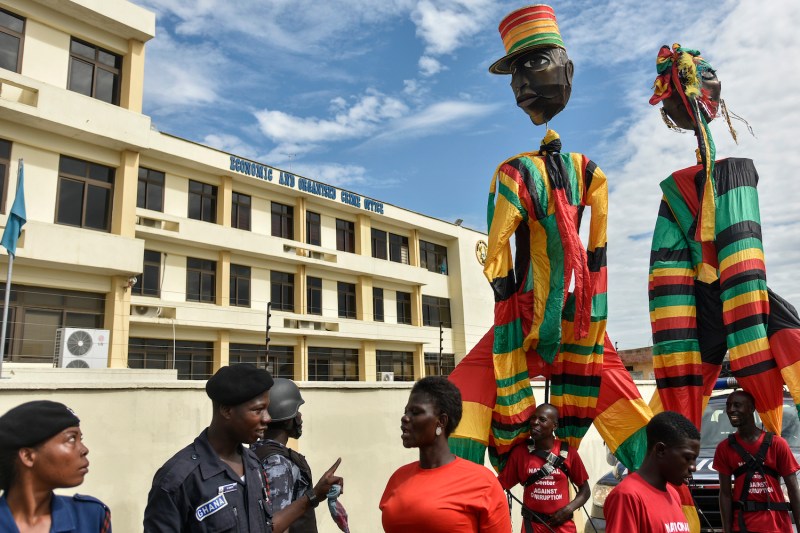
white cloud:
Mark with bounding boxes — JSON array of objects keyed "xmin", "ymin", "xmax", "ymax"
[
  {"xmin": 419, "ymin": 55, "xmax": 444, "ymax": 77},
  {"xmin": 560, "ymin": 0, "xmax": 739, "ymax": 66},
  {"xmin": 202, "ymin": 133, "xmax": 259, "ymax": 159},
  {"xmin": 291, "ymin": 162, "xmax": 370, "ymax": 188},
  {"xmin": 410, "ymin": 0, "xmax": 497, "ymax": 76},
  {"xmin": 378, "ymin": 100, "xmax": 500, "ymax": 140},
  {"xmin": 142, "ymin": 27, "xmax": 224, "ymax": 109},
  {"xmin": 595, "ymin": 0, "xmax": 800, "ymax": 348},
  {"xmin": 255, "ymin": 89, "xmax": 408, "ymax": 147}
]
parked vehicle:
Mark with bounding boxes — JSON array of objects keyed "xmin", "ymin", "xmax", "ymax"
[{"xmin": 584, "ymin": 391, "xmax": 800, "ymax": 533}]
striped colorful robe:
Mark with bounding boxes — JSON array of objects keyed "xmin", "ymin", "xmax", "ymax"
[
  {"xmin": 650, "ymin": 157, "xmax": 800, "ymax": 434},
  {"xmin": 452, "ymin": 131, "xmax": 620, "ymax": 471}
]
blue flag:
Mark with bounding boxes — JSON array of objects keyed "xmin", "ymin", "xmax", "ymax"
[{"xmin": 1, "ymin": 159, "xmax": 26, "ymax": 256}]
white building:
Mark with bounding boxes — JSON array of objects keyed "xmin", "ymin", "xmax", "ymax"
[{"xmin": 0, "ymin": 0, "xmax": 494, "ymax": 381}]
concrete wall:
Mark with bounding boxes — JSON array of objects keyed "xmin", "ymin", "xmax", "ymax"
[{"xmin": 0, "ymin": 369, "xmax": 658, "ymax": 532}]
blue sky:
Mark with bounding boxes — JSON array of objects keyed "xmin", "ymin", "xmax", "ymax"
[{"xmin": 132, "ymin": 0, "xmax": 800, "ymax": 349}]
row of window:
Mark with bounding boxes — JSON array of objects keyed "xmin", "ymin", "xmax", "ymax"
[
  {"xmin": 133, "ymin": 252, "xmax": 451, "ymax": 325},
  {"xmin": 1, "ymin": 140, "xmax": 450, "ymax": 272},
  {"xmin": 57, "ymin": 151, "xmax": 447, "ymax": 274},
  {"xmin": 0, "ymin": 284, "xmax": 456, "ymax": 378},
  {"xmin": 1, "ymin": 8, "xmax": 121, "ymax": 104},
  {"xmin": 129, "ymin": 338, "xmax": 454, "ymax": 381}
]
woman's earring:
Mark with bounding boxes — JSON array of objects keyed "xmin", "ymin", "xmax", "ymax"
[{"xmin": 435, "ymin": 427, "xmax": 442, "ymax": 436}]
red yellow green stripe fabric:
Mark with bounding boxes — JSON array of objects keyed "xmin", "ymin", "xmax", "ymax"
[{"xmin": 648, "ymin": 158, "xmax": 800, "ymax": 434}]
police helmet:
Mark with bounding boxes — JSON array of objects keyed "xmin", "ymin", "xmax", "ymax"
[{"xmin": 267, "ymin": 378, "xmax": 305, "ymax": 422}]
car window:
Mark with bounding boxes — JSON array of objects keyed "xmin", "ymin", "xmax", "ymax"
[{"xmin": 700, "ymin": 397, "xmax": 800, "ymax": 449}]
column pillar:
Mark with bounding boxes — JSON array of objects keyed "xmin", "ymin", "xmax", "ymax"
[
  {"xmin": 111, "ymin": 150, "xmax": 139, "ymax": 238},
  {"xmin": 214, "ymin": 330, "xmax": 229, "ymax": 372},
  {"xmin": 357, "ymin": 276, "xmax": 373, "ymax": 321},
  {"xmin": 411, "ymin": 285, "xmax": 423, "ymax": 327},
  {"xmin": 104, "ymin": 276, "xmax": 131, "ymax": 368},
  {"xmin": 413, "ymin": 344, "xmax": 425, "ymax": 380},
  {"xmin": 219, "ymin": 175, "xmax": 232, "ymax": 228},
  {"xmin": 217, "ymin": 251, "xmax": 230, "ymax": 306},
  {"xmin": 295, "ymin": 337, "xmax": 308, "ymax": 380},
  {"xmin": 355, "ymin": 214, "xmax": 371, "ymax": 256},
  {"xmin": 296, "ymin": 265, "xmax": 306, "ymax": 314},
  {"xmin": 361, "ymin": 340, "xmax": 376, "ymax": 381},
  {"xmin": 294, "ymin": 197, "xmax": 305, "ymax": 244},
  {"xmin": 120, "ymin": 39, "xmax": 145, "ymax": 112},
  {"xmin": 409, "ymin": 229, "xmax": 420, "ymax": 267}
]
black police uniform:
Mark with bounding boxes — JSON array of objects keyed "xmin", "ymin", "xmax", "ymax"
[{"xmin": 144, "ymin": 429, "xmax": 272, "ymax": 532}]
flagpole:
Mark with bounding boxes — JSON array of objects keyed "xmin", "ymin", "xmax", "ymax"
[
  {"xmin": 0, "ymin": 254, "xmax": 12, "ymax": 378},
  {"xmin": 0, "ymin": 158, "xmax": 27, "ymax": 379}
]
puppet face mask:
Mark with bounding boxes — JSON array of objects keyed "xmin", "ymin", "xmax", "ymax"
[
  {"xmin": 662, "ymin": 67, "xmax": 721, "ymax": 130},
  {"xmin": 510, "ymin": 47, "xmax": 574, "ymax": 125}
]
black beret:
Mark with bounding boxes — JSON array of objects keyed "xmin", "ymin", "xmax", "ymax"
[
  {"xmin": 206, "ymin": 364, "xmax": 274, "ymax": 406},
  {"xmin": 0, "ymin": 400, "xmax": 80, "ymax": 449}
]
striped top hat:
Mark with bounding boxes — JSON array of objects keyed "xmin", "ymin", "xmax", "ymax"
[{"xmin": 489, "ymin": 4, "xmax": 566, "ymax": 75}]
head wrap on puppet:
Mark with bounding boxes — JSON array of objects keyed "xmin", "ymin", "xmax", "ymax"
[{"xmin": 650, "ymin": 43, "xmax": 718, "ymax": 242}]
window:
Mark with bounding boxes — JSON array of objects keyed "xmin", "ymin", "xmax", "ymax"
[
  {"xmin": 188, "ymin": 180, "xmax": 217, "ymax": 223},
  {"xmin": 128, "ymin": 338, "xmax": 213, "ymax": 380},
  {"xmin": 425, "ymin": 352, "xmax": 456, "ymax": 377},
  {"xmin": 396, "ymin": 291, "xmax": 412, "ymax": 325},
  {"xmin": 422, "ymin": 295, "xmax": 451, "ymax": 327},
  {"xmin": 230, "ymin": 264, "xmax": 251, "ymax": 307},
  {"xmin": 307, "ymin": 276, "xmax": 322, "ymax": 315},
  {"xmin": 0, "ymin": 284, "xmax": 104, "ymax": 364},
  {"xmin": 186, "ymin": 258, "xmax": 216, "ymax": 303},
  {"xmin": 68, "ymin": 38, "xmax": 121, "ymax": 105},
  {"xmin": 56, "ymin": 155, "xmax": 114, "ymax": 232},
  {"xmin": 306, "ymin": 211, "xmax": 321, "ymax": 246},
  {"xmin": 272, "ymin": 202, "xmax": 294, "ymax": 239},
  {"xmin": 229, "ymin": 344, "xmax": 294, "ymax": 379},
  {"xmin": 389, "ymin": 233, "xmax": 409, "ymax": 264},
  {"xmin": 337, "ymin": 282, "xmax": 356, "ymax": 319},
  {"xmin": 308, "ymin": 347, "xmax": 359, "ymax": 381},
  {"xmin": 371, "ymin": 229, "xmax": 387, "ymax": 260},
  {"xmin": 271, "ymin": 271, "xmax": 294, "ymax": 312},
  {"xmin": 0, "ymin": 8, "xmax": 24, "ymax": 73},
  {"xmin": 377, "ymin": 350, "xmax": 414, "ymax": 381},
  {"xmin": 373, "ymin": 287, "xmax": 384, "ymax": 322},
  {"xmin": 336, "ymin": 219, "xmax": 355, "ymax": 253},
  {"xmin": 137, "ymin": 167, "xmax": 164, "ymax": 212},
  {"xmin": 231, "ymin": 192, "xmax": 251, "ymax": 231},
  {"xmin": 0, "ymin": 138, "xmax": 10, "ymax": 213},
  {"xmin": 132, "ymin": 250, "xmax": 161, "ymax": 297},
  {"xmin": 420, "ymin": 240, "xmax": 449, "ymax": 274}
]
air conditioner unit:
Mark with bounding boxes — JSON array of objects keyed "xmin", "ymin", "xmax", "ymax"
[
  {"xmin": 54, "ymin": 328, "xmax": 109, "ymax": 369},
  {"xmin": 380, "ymin": 371, "xmax": 395, "ymax": 382},
  {"xmin": 132, "ymin": 305, "xmax": 162, "ymax": 318}
]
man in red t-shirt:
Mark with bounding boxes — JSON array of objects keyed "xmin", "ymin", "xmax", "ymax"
[
  {"xmin": 605, "ymin": 411, "xmax": 700, "ymax": 533},
  {"xmin": 498, "ymin": 404, "xmax": 590, "ymax": 533},
  {"xmin": 713, "ymin": 390, "xmax": 800, "ymax": 533}
]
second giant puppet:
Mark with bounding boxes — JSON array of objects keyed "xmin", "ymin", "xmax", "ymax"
[
  {"xmin": 448, "ymin": 5, "xmax": 652, "ymax": 475},
  {"xmin": 648, "ymin": 44, "xmax": 800, "ymax": 433}
]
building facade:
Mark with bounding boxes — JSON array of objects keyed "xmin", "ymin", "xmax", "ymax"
[{"xmin": 0, "ymin": 0, "xmax": 494, "ymax": 381}]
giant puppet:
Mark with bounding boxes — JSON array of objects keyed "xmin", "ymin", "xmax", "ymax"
[
  {"xmin": 447, "ymin": 5, "xmax": 652, "ymax": 476},
  {"xmin": 647, "ymin": 44, "xmax": 800, "ymax": 434}
]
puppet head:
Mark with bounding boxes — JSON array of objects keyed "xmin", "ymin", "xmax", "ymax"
[
  {"xmin": 490, "ymin": 5, "xmax": 573, "ymax": 125},
  {"xmin": 650, "ymin": 43, "xmax": 721, "ymax": 130}
]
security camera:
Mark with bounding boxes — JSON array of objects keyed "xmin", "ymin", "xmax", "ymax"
[{"xmin": 128, "ymin": 276, "xmax": 138, "ymax": 286}]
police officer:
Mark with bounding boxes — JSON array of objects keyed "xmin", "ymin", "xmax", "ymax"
[
  {"xmin": 144, "ymin": 364, "xmax": 342, "ymax": 532},
  {"xmin": 0, "ymin": 400, "xmax": 111, "ymax": 532},
  {"xmin": 253, "ymin": 378, "xmax": 318, "ymax": 532}
]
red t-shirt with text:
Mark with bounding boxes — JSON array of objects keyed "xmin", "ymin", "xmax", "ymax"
[
  {"xmin": 713, "ymin": 432, "xmax": 799, "ymax": 533},
  {"xmin": 498, "ymin": 440, "xmax": 589, "ymax": 533}
]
